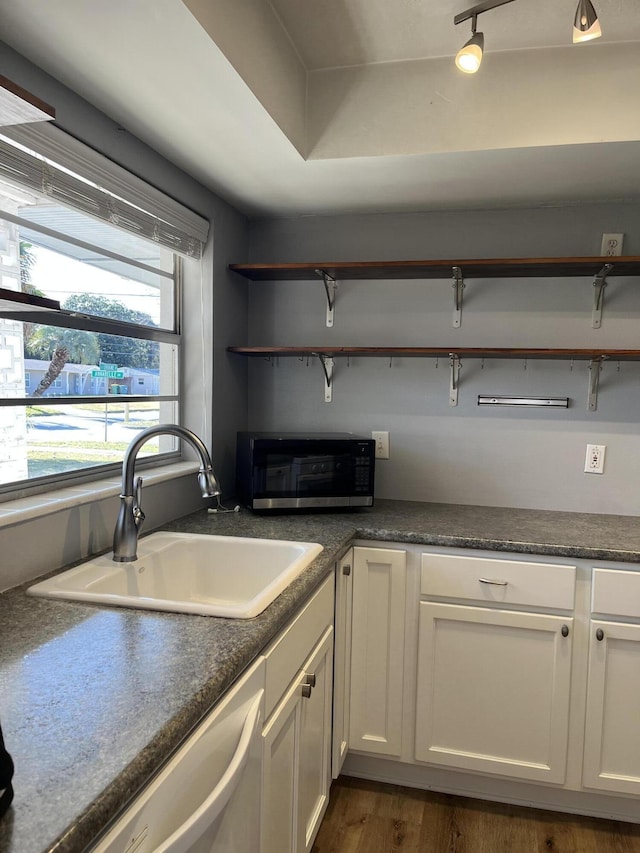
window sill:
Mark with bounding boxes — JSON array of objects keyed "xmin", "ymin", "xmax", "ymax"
[{"xmin": 0, "ymin": 461, "xmax": 200, "ymax": 530}]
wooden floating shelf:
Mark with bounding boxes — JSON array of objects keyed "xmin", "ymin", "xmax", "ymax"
[
  {"xmin": 228, "ymin": 347, "xmax": 640, "ymax": 361},
  {"xmin": 0, "ymin": 76, "xmax": 55, "ymax": 126},
  {"xmin": 228, "ymin": 256, "xmax": 640, "ymax": 407},
  {"xmin": 229, "ymin": 256, "xmax": 640, "ymax": 281},
  {"xmin": 0, "ymin": 286, "xmax": 60, "ymax": 311}
]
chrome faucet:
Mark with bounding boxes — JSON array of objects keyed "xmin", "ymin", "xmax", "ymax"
[{"xmin": 112, "ymin": 424, "xmax": 221, "ymax": 562}]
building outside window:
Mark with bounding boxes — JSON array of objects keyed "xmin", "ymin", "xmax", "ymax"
[{"xmin": 0, "ymin": 124, "xmax": 208, "ymax": 494}]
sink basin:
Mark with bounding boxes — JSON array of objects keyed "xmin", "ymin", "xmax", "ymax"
[{"xmin": 27, "ymin": 532, "xmax": 323, "ymax": 618}]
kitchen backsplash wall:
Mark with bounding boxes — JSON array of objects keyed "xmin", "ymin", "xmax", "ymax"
[{"xmin": 244, "ymin": 204, "xmax": 640, "ymax": 515}]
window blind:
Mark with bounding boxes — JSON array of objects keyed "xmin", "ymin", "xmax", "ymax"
[{"xmin": 0, "ymin": 123, "xmax": 209, "ymax": 258}]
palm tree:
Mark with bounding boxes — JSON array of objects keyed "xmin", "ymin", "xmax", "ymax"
[
  {"xmin": 20, "ymin": 241, "xmax": 43, "ymax": 348},
  {"xmin": 26, "ymin": 327, "xmax": 100, "ymax": 397}
]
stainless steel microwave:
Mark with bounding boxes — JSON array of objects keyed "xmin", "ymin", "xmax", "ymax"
[{"xmin": 236, "ymin": 432, "xmax": 375, "ymax": 510}]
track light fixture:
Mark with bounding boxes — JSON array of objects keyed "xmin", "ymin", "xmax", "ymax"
[
  {"xmin": 454, "ymin": 0, "xmax": 603, "ymax": 73},
  {"xmin": 573, "ymin": 0, "xmax": 602, "ymax": 43},
  {"xmin": 454, "ymin": 0, "xmax": 517, "ymax": 73},
  {"xmin": 455, "ymin": 16, "xmax": 484, "ymax": 73}
]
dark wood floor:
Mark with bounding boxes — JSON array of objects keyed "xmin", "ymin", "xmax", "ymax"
[{"xmin": 312, "ymin": 776, "xmax": 640, "ymax": 852}]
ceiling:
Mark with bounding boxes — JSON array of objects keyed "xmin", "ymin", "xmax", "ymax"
[{"xmin": 1, "ymin": 0, "xmax": 639, "ymax": 219}]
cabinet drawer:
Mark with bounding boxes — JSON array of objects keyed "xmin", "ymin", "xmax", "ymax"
[
  {"xmin": 263, "ymin": 575, "xmax": 333, "ymax": 719},
  {"xmin": 421, "ymin": 552, "xmax": 575, "ymax": 610},
  {"xmin": 592, "ymin": 568, "xmax": 640, "ymax": 618}
]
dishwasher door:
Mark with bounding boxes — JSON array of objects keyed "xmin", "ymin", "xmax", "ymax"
[{"xmin": 93, "ymin": 658, "xmax": 265, "ymax": 853}]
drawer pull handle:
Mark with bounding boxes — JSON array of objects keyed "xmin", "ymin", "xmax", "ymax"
[
  {"xmin": 301, "ymin": 684, "xmax": 313, "ymax": 699},
  {"xmin": 596, "ymin": 628, "xmax": 605, "ymax": 642},
  {"xmin": 561, "ymin": 624, "xmax": 570, "ymax": 638},
  {"xmin": 304, "ymin": 673, "xmax": 317, "ymax": 688},
  {"xmin": 342, "ymin": 564, "xmax": 352, "ymax": 576},
  {"xmin": 479, "ymin": 577, "xmax": 508, "ymax": 586}
]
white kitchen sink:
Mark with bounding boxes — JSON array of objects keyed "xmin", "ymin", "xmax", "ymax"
[{"xmin": 27, "ymin": 532, "xmax": 323, "ymax": 618}]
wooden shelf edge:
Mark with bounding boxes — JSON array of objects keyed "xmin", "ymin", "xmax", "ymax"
[
  {"xmin": 228, "ymin": 346, "xmax": 640, "ymax": 361},
  {"xmin": 0, "ymin": 76, "xmax": 56, "ymax": 126},
  {"xmin": 229, "ymin": 257, "xmax": 640, "ymax": 281},
  {"xmin": 0, "ymin": 286, "xmax": 60, "ymax": 311}
]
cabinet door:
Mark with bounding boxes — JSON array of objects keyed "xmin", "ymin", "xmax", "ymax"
[
  {"xmin": 583, "ymin": 620, "xmax": 640, "ymax": 795},
  {"xmin": 297, "ymin": 626, "xmax": 334, "ymax": 853},
  {"xmin": 261, "ymin": 626, "xmax": 334, "ymax": 853},
  {"xmin": 415, "ymin": 602, "xmax": 572, "ymax": 784},
  {"xmin": 261, "ymin": 676, "xmax": 301, "ymax": 853},
  {"xmin": 349, "ymin": 546, "xmax": 406, "ymax": 756},
  {"xmin": 332, "ymin": 550, "xmax": 353, "ymax": 778}
]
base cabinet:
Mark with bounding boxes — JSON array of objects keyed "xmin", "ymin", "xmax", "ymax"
[
  {"xmin": 349, "ymin": 546, "xmax": 406, "ymax": 757},
  {"xmin": 261, "ymin": 577, "xmax": 334, "ymax": 853},
  {"xmin": 332, "ymin": 549, "xmax": 353, "ymax": 778},
  {"xmin": 582, "ymin": 568, "xmax": 640, "ymax": 796},
  {"xmin": 297, "ymin": 627, "xmax": 334, "ymax": 852},
  {"xmin": 415, "ymin": 601, "xmax": 573, "ymax": 783},
  {"xmin": 334, "ymin": 542, "xmax": 640, "ymax": 823}
]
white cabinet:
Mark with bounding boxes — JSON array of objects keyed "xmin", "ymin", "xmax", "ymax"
[
  {"xmin": 338, "ymin": 543, "xmax": 640, "ymax": 821},
  {"xmin": 415, "ymin": 602, "xmax": 573, "ymax": 783},
  {"xmin": 297, "ymin": 627, "xmax": 333, "ymax": 852},
  {"xmin": 415, "ymin": 552, "xmax": 575, "ymax": 784},
  {"xmin": 332, "ymin": 549, "xmax": 353, "ymax": 778},
  {"xmin": 261, "ymin": 576, "xmax": 334, "ymax": 853},
  {"xmin": 583, "ymin": 569, "xmax": 640, "ymax": 795},
  {"xmin": 349, "ymin": 546, "xmax": 407, "ymax": 757}
]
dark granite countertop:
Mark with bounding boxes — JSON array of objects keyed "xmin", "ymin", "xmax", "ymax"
[{"xmin": 1, "ymin": 499, "xmax": 640, "ymax": 853}]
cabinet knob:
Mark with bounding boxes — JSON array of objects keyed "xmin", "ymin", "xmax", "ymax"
[
  {"xmin": 596, "ymin": 628, "xmax": 605, "ymax": 642},
  {"xmin": 301, "ymin": 684, "xmax": 313, "ymax": 699},
  {"xmin": 561, "ymin": 624, "xmax": 569, "ymax": 638},
  {"xmin": 342, "ymin": 564, "xmax": 351, "ymax": 576},
  {"xmin": 304, "ymin": 673, "xmax": 317, "ymax": 688}
]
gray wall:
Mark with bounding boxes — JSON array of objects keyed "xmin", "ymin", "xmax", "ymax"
[
  {"xmin": 246, "ymin": 207, "xmax": 640, "ymax": 515},
  {"xmin": 1, "ymin": 44, "xmax": 250, "ymax": 584}
]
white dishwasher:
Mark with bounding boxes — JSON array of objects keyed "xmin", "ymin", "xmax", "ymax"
[{"xmin": 92, "ymin": 658, "xmax": 265, "ymax": 853}]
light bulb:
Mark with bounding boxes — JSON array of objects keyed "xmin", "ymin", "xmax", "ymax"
[{"xmin": 455, "ymin": 32, "xmax": 484, "ymax": 73}]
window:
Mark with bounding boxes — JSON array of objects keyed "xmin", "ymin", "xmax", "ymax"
[{"xmin": 0, "ymin": 125, "xmax": 209, "ymax": 494}]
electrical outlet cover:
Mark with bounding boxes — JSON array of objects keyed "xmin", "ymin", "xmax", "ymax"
[
  {"xmin": 601, "ymin": 233, "xmax": 624, "ymax": 256},
  {"xmin": 585, "ymin": 444, "xmax": 606, "ymax": 474}
]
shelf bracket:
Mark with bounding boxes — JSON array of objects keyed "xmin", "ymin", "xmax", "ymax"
[
  {"xmin": 587, "ymin": 357, "xmax": 605, "ymax": 411},
  {"xmin": 313, "ymin": 353, "xmax": 335, "ymax": 402},
  {"xmin": 452, "ymin": 266, "xmax": 465, "ymax": 328},
  {"xmin": 449, "ymin": 353, "xmax": 461, "ymax": 407},
  {"xmin": 314, "ymin": 269, "xmax": 337, "ymax": 328},
  {"xmin": 591, "ymin": 263, "xmax": 614, "ymax": 329}
]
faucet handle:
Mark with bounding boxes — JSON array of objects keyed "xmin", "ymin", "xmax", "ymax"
[{"xmin": 133, "ymin": 476, "xmax": 145, "ymax": 528}]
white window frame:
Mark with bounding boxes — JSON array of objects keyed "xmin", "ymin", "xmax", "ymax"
[{"xmin": 0, "ymin": 126, "xmax": 210, "ymax": 499}]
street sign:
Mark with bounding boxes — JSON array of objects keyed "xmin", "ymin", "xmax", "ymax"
[
  {"xmin": 91, "ymin": 369, "xmax": 124, "ymax": 378},
  {"xmin": 99, "ymin": 362, "xmax": 118, "ymax": 371}
]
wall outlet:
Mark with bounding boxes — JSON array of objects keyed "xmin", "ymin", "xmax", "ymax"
[
  {"xmin": 601, "ymin": 233, "xmax": 624, "ymax": 256},
  {"xmin": 372, "ymin": 431, "xmax": 390, "ymax": 459},
  {"xmin": 584, "ymin": 444, "xmax": 606, "ymax": 474}
]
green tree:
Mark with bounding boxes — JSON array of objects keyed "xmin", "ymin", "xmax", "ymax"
[
  {"xmin": 63, "ymin": 294, "xmax": 159, "ymax": 370},
  {"xmin": 26, "ymin": 326, "xmax": 100, "ymax": 397}
]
